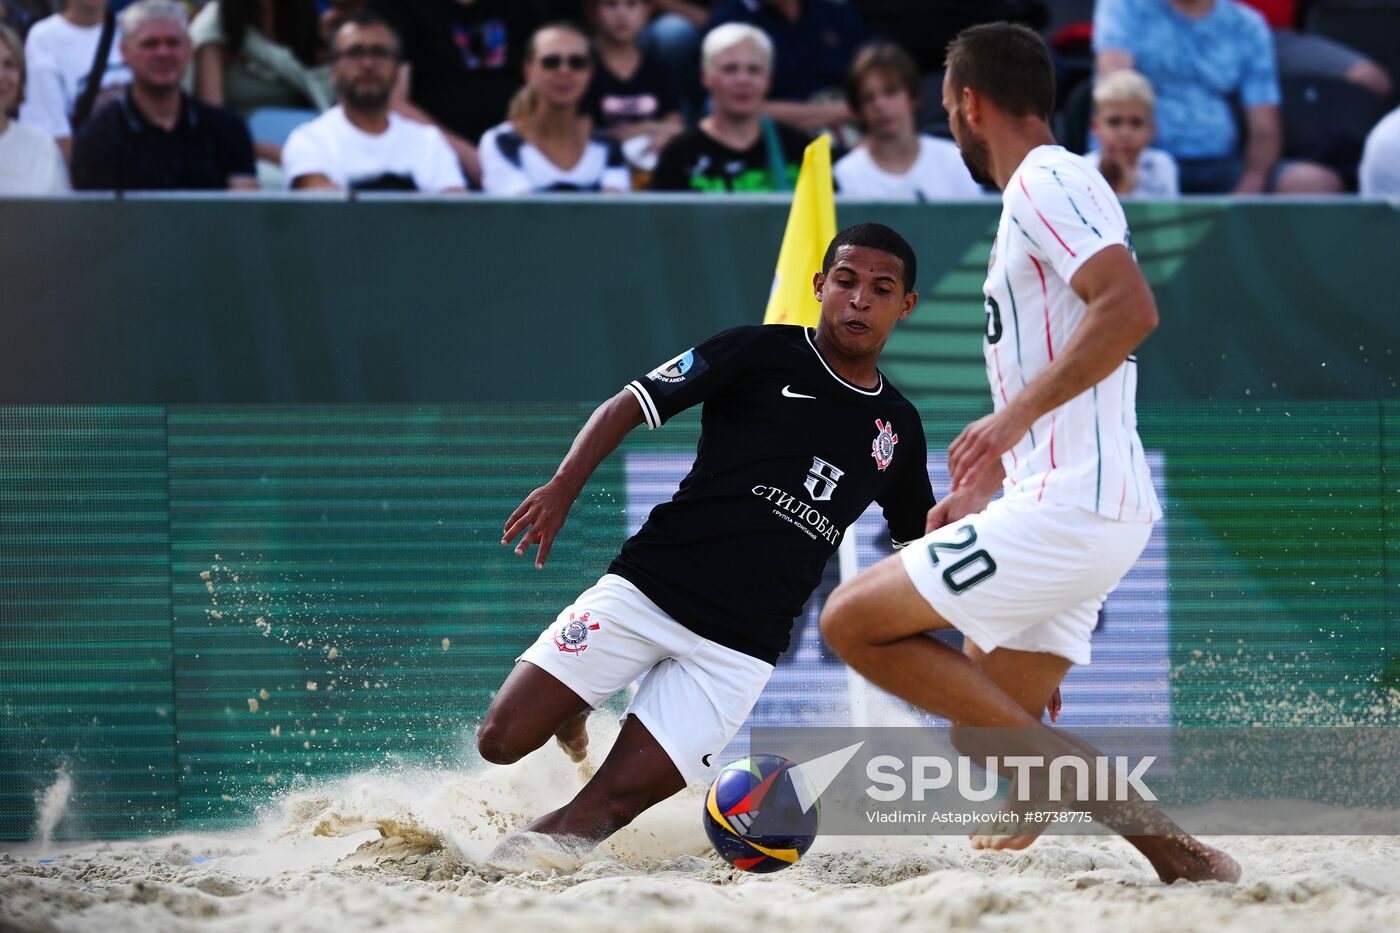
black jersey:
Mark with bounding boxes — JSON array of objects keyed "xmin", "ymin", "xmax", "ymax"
[{"xmin": 608, "ymin": 325, "xmax": 935, "ymax": 664}]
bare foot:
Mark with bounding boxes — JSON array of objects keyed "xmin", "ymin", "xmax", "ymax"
[
  {"xmin": 554, "ymin": 711, "xmax": 589, "ymax": 764},
  {"xmin": 969, "ymin": 788, "xmax": 1058, "ymax": 851},
  {"xmin": 1147, "ymin": 837, "xmax": 1241, "ymax": 884},
  {"xmin": 485, "ymin": 830, "xmax": 590, "ymax": 874},
  {"xmin": 970, "ymin": 831, "xmax": 1041, "ymax": 851}
]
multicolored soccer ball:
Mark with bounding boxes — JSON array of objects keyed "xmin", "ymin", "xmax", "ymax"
[{"xmin": 703, "ymin": 755, "xmax": 819, "ymax": 873}]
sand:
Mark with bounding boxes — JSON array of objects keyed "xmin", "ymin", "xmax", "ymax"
[{"xmin": 4, "ymin": 721, "xmax": 1399, "ymax": 933}]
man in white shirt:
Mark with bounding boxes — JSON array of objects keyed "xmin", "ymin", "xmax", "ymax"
[
  {"xmin": 282, "ymin": 12, "xmax": 465, "ymax": 193},
  {"xmin": 19, "ymin": 0, "xmax": 130, "ymax": 160},
  {"xmin": 833, "ymin": 41, "xmax": 982, "ymax": 201},
  {"xmin": 819, "ymin": 23, "xmax": 1240, "ymax": 885}
]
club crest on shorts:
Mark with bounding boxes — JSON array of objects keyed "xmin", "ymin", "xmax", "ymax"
[
  {"xmin": 871, "ymin": 419, "xmax": 898, "ymax": 471},
  {"xmin": 554, "ymin": 611, "xmax": 600, "ymax": 654}
]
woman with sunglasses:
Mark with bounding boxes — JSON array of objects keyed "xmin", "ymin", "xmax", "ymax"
[{"xmin": 479, "ymin": 22, "xmax": 629, "ymax": 195}]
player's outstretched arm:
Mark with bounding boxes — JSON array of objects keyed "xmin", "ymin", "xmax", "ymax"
[
  {"xmin": 502, "ymin": 390, "xmax": 646, "ymax": 569},
  {"xmin": 949, "ymin": 245, "xmax": 1157, "ymax": 489}
]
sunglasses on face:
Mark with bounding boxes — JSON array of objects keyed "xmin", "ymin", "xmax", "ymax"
[
  {"xmin": 1103, "ymin": 115, "xmax": 1147, "ymax": 129},
  {"xmin": 538, "ymin": 53, "xmax": 591, "ymax": 72},
  {"xmin": 333, "ymin": 45, "xmax": 397, "ymax": 62}
]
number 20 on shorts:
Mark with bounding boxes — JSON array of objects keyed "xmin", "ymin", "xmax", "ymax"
[{"xmin": 927, "ymin": 524, "xmax": 998, "ymax": 593}]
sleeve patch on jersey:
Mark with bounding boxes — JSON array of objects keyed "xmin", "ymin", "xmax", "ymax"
[{"xmin": 645, "ymin": 348, "xmax": 709, "ymax": 394}]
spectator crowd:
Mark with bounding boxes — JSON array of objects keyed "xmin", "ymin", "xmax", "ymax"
[{"xmin": 0, "ymin": 0, "xmax": 1397, "ymax": 197}]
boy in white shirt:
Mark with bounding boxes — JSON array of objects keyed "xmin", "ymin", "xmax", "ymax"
[
  {"xmin": 1085, "ymin": 69, "xmax": 1178, "ymax": 199},
  {"xmin": 833, "ymin": 41, "xmax": 982, "ymax": 201},
  {"xmin": 283, "ymin": 13, "xmax": 464, "ymax": 193}
]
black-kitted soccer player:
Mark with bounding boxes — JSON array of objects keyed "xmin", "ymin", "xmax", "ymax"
[{"xmin": 481, "ymin": 223, "xmax": 933, "ymax": 860}]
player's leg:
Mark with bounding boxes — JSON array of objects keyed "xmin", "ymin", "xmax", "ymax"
[
  {"xmin": 476, "ymin": 661, "xmax": 591, "ymax": 766},
  {"xmin": 821, "ymin": 504, "xmax": 1239, "ymax": 882},
  {"xmin": 822, "ymin": 557, "xmax": 1115, "ymax": 844},
  {"xmin": 822, "ymin": 565, "xmax": 1238, "ymax": 882},
  {"xmin": 477, "ymin": 575, "xmax": 669, "ymax": 767},
  {"xmin": 820, "ymin": 555, "xmax": 1048, "ymax": 729},
  {"xmin": 554, "ymin": 709, "xmax": 591, "ymax": 763},
  {"xmin": 956, "ymin": 642, "xmax": 1071, "ymax": 849},
  {"xmin": 824, "ymin": 498, "xmax": 1123, "ymax": 733},
  {"xmin": 499, "ymin": 639, "xmax": 773, "ymax": 851},
  {"xmin": 961, "ymin": 639, "xmax": 1239, "ymax": 879},
  {"xmin": 515, "ymin": 712, "xmax": 687, "ymax": 842},
  {"xmin": 824, "ymin": 591, "xmax": 1074, "ymax": 850},
  {"xmin": 961, "ymin": 641, "xmax": 1069, "ymax": 721}
]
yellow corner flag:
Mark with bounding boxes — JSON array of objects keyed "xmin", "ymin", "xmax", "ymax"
[{"xmin": 763, "ymin": 135, "xmax": 836, "ymax": 327}]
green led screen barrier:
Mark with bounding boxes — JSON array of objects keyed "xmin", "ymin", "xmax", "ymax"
[
  {"xmin": 2, "ymin": 198, "xmax": 1398, "ymax": 405},
  {"xmin": 2, "ymin": 402, "xmax": 1396, "ymax": 839},
  {"xmin": 1, "ymin": 193, "xmax": 1396, "ymax": 840},
  {"xmin": 0, "ymin": 407, "xmax": 177, "ymax": 838}
]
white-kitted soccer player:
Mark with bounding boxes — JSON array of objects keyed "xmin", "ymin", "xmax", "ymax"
[{"xmin": 820, "ymin": 23, "xmax": 1240, "ymax": 884}]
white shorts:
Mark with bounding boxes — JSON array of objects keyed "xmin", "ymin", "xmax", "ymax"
[
  {"xmin": 899, "ymin": 494, "xmax": 1152, "ymax": 665},
  {"xmin": 516, "ymin": 574, "xmax": 774, "ymax": 785}
]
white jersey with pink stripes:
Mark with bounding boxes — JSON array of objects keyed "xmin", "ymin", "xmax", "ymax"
[{"xmin": 983, "ymin": 145, "xmax": 1161, "ymax": 523}]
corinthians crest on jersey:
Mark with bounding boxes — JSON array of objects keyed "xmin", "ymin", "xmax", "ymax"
[{"xmin": 871, "ymin": 419, "xmax": 898, "ymax": 471}]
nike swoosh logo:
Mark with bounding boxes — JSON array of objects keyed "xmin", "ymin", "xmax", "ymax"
[{"xmin": 782, "ymin": 385, "xmax": 816, "ymax": 399}]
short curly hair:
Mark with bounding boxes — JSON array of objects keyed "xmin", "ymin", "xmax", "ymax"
[{"xmin": 822, "ymin": 223, "xmax": 919, "ymax": 295}]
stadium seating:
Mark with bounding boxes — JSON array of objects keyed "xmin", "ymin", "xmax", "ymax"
[{"xmin": 246, "ymin": 107, "xmax": 319, "ymax": 148}]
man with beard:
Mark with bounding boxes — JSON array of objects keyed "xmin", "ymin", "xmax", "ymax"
[
  {"xmin": 71, "ymin": 0, "xmax": 254, "ymax": 190},
  {"xmin": 819, "ymin": 24, "xmax": 1240, "ymax": 884},
  {"xmin": 282, "ymin": 12, "xmax": 465, "ymax": 192}
]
